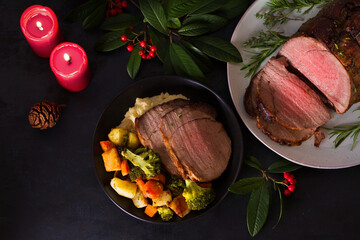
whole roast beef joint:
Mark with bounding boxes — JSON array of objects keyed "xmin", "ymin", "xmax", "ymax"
[{"xmin": 244, "ymin": 0, "xmax": 360, "ymax": 146}]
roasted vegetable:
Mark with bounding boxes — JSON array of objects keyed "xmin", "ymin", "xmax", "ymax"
[
  {"xmin": 166, "ymin": 175, "xmax": 185, "ymax": 197},
  {"xmin": 132, "ymin": 189, "xmax": 148, "ymax": 208},
  {"xmin": 182, "ymin": 179, "xmax": 215, "ymax": 210},
  {"xmin": 100, "ymin": 140, "xmax": 115, "ymax": 152},
  {"xmin": 121, "ymin": 148, "xmax": 161, "ymax": 179},
  {"xmin": 127, "ymin": 132, "xmax": 140, "ymax": 149},
  {"xmin": 101, "ymin": 148, "xmax": 122, "ymax": 172},
  {"xmin": 169, "ymin": 195, "xmax": 191, "ymax": 218},
  {"xmin": 110, "ymin": 177, "xmax": 137, "ymax": 199},
  {"xmin": 129, "ymin": 166, "xmax": 146, "ymax": 182},
  {"xmin": 157, "ymin": 206, "xmax": 174, "ymax": 221},
  {"xmin": 152, "ymin": 190, "xmax": 172, "ymax": 207},
  {"xmin": 144, "ymin": 205, "xmax": 158, "ymax": 217},
  {"xmin": 108, "ymin": 128, "xmax": 129, "ymax": 146},
  {"xmin": 143, "ymin": 180, "xmax": 164, "ymax": 199}
]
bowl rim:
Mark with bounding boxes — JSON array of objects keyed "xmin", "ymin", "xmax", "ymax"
[{"xmin": 92, "ymin": 75, "xmax": 244, "ymax": 224}]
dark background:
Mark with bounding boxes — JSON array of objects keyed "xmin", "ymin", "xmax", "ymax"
[{"xmin": 1, "ymin": 0, "xmax": 359, "ymax": 239}]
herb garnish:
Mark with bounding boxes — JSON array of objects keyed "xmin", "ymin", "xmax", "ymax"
[
  {"xmin": 241, "ymin": 30, "xmax": 289, "ymax": 78},
  {"xmin": 257, "ymin": 0, "xmax": 332, "ymax": 27},
  {"xmin": 326, "ymin": 109, "xmax": 360, "ymax": 150}
]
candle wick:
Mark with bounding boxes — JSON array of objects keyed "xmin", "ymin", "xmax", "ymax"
[
  {"xmin": 64, "ymin": 53, "xmax": 72, "ymax": 65},
  {"xmin": 36, "ymin": 21, "xmax": 43, "ymax": 31}
]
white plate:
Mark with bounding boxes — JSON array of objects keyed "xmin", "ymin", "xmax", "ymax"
[{"xmin": 227, "ymin": 0, "xmax": 360, "ymax": 169}]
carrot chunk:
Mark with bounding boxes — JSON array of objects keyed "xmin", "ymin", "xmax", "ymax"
[
  {"xmin": 121, "ymin": 159, "xmax": 130, "ymax": 176},
  {"xmin": 144, "ymin": 205, "xmax": 158, "ymax": 217},
  {"xmin": 100, "ymin": 140, "xmax": 115, "ymax": 152},
  {"xmin": 150, "ymin": 174, "xmax": 166, "ymax": 185},
  {"xmin": 144, "ymin": 180, "xmax": 164, "ymax": 199}
]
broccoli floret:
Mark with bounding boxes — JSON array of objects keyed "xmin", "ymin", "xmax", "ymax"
[
  {"xmin": 182, "ymin": 179, "xmax": 215, "ymax": 210},
  {"xmin": 122, "ymin": 148, "xmax": 160, "ymax": 179},
  {"xmin": 166, "ymin": 175, "xmax": 185, "ymax": 197},
  {"xmin": 128, "ymin": 166, "xmax": 146, "ymax": 182},
  {"xmin": 157, "ymin": 206, "xmax": 174, "ymax": 221}
]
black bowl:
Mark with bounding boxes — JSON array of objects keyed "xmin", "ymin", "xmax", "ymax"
[{"xmin": 93, "ymin": 76, "xmax": 243, "ymax": 223}]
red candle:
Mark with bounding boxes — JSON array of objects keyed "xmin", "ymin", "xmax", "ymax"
[
  {"xmin": 50, "ymin": 42, "xmax": 91, "ymax": 92},
  {"xmin": 20, "ymin": 5, "xmax": 63, "ymax": 58}
]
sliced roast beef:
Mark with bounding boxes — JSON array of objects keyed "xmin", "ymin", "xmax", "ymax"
[
  {"xmin": 257, "ymin": 57, "xmax": 331, "ymax": 129},
  {"xmin": 135, "ymin": 99, "xmax": 189, "ymax": 175},
  {"xmin": 244, "ymin": 71, "xmax": 262, "ymax": 118},
  {"xmin": 256, "ymin": 116, "xmax": 316, "ymax": 146},
  {"xmin": 279, "ymin": 36, "xmax": 352, "ymax": 113},
  {"xmin": 160, "ymin": 105, "xmax": 231, "ymax": 182}
]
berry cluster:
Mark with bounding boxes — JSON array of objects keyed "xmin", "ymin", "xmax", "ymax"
[
  {"xmin": 122, "ymin": 35, "xmax": 157, "ymax": 60},
  {"xmin": 283, "ymin": 172, "xmax": 297, "ymax": 197},
  {"xmin": 106, "ymin": 0, "xmax": 128, "ymax": 19}
]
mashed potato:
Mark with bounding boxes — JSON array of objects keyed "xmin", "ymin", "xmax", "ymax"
[{"xmin": 118, "ymin": 92, "xmax": 188, "ymax": 131}]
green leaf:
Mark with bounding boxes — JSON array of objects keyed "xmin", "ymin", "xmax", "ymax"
[
  {"xmin": 139, "ymin": 0, "xmax": 168, "ymax": 35},
  {"xmin": 82, "ymin": 2, "xmax": 106, "ymax": 30},
  {"xmin": 167, "ymin": 18, "xmax": 182, "ymax": 29},
  {"xmin": 192, "ymin": 36, "xmax": 242, "ymax": 63},
  {"xmin": 169, "ymin": 42, "xmax": 206, "ymax": 82},
  {"xmin": 178, "ymin": 40, "xmax": 212, "ymax": 73},
  {"xmin": 228, "ymin": 177, "xmax": 265, "ymax": 195},
  {"xmin": 247, "ymin": 182, "xmax": 270, "ymax": 237},
  {"xmin": 148, "ymin": 27, "xmax": 169, "ymax": 62},
  {"xmin": 215, "ymin": 0, "xmax": 250, "ymax": 20},
  {"xmin": 166, "ymin": 0, "xmax": 204, "ymax": 18},
  {"xmin": 178, "ymin": 22, "xmax": 210, "ymax": 36},
  {"xmin": 101, "ymin": 13, "xmax": 143, "ymax": 31},
  {"xmin": 267, "ymin": 158, "xmax": 302, "ymax": 173},
  {"xmin": 65, "ymin": 0, "xmax": 102, "ymax": 23},
  {"xmin": 94, "ymin": 31, "xmax": 128, "ymax": 52},
  {"xmin": 183, "ymin": 14, "xmax": 228, "ymax": 32},
  {"xmin": 245, "ymin": 156, "xmax": 263, "ymax": 171},
  {"xmin": 127, "ymin": 45, "xmax": 142, "ymax": 79},
  {"xmin": 273, "ymin": 185, "xmax": 283, "ymax": 229},
  {"xmin": 163, "ymin": 49, "xmax": 175, "ymax": 75},
  {"xmin": 189, "ymin": 0, "xmax": 227, "ymax": 16}
]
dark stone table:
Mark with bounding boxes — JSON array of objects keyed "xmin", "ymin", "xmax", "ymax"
[{"xmin": 1, "ymin": 0, "xmax": 359, "ymax": 239}]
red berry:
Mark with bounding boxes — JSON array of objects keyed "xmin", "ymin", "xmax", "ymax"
[
  {"xmin": 288, "ymin": 174, "xmax": 295, "ymax": 180},
  {"xmin": 289, "ymin": 178, "xmax": 297, "ymax": 185},
  {"xmin": 122, "ymin": 1, "xmax": 128, "ymax": 7},
  {"xmin": 283, "ymin": 179, "xmax": 289, "ymax": 185},
  {"xmin": 283, "ymin": 172, "xmax": 291, "ymax": 180},
  {"xmin": 114, "ymin": 0, "xmax": 120, "ymax": 3},
  {"xmin": 140, "ymin": 41, "xmax": 146, "ymax": 48},
  {"xmin": 288, "ymin": 184, "xmax": 295, "ymax": 192},
  {"xmin": 116, "ymin": 8, "xmax": 123, "ymax": 13},
  {"xmin": 127, "ymin": 45, "xmax": 134, "ymax": 51},
  {"xmin": 141, "ymin": 54, "xmax": 146, "ymax": 59},
  {"xmin": 146, "ymin": 54, "xmax": 152, "ymax": 60},
  {"xmin": 117, "ymin": 2, "xmax": 122, "ymax": 8},
  {"xmin": 121, "ymin": 35, "xmax": 128, "ymax": 41},
  {"xmin": 138, "ymin": 50, "xmax": 144, "ymax": 56},
  {"xmin": 149, "ymin": 51, "xmax": 156, "ymax": 58},
  {"xmin": 150, "ymin": 45, "xmax": 157, "ymax": 52},
  {"xmin": 148, "ymin": 38, "xmax": 152, "ymax": 45},
  {"xmin": 283, "ymin": 189, "xmax": 291, "ymax": 197},
  {"xmin": 129, "ymin": 26, "xmax": 134, "ymax": 30},
  {"xmin": 110, "ymin": 9, "xmax": 117, "ymax": 16}
]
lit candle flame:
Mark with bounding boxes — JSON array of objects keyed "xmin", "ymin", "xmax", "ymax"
[
  {"xmin": 36, "ymin": 21, "xmax": 43, "ymax": 31},
  {"xmin": 64, "ymin": 53, "xmax": 72, "ymax": 65}
]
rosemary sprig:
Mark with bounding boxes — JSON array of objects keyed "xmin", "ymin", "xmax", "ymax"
[
  {"xmin": 326, "ymin": 109, "xmax": 360, "ymax": 150},
  {"xmin": 257, "ymin": 0, "xmax": 332, "ymax": 27},
  {"xmin": 241, "ymin": 30, "xmax": 289, "ymax": 78}
]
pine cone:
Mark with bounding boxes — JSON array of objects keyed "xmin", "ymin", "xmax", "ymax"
[{"xmin": 28, "ymin": 101, "xmax": 65, "ymax": 130}]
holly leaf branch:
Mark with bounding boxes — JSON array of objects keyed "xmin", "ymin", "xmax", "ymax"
[
  {"xmin": 66, "ymin": 0, "xmax": 249, "ymax": 81},
  {"xmin": 229, "ymin": 156, "xmax": 302, "ymax": 237}
]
